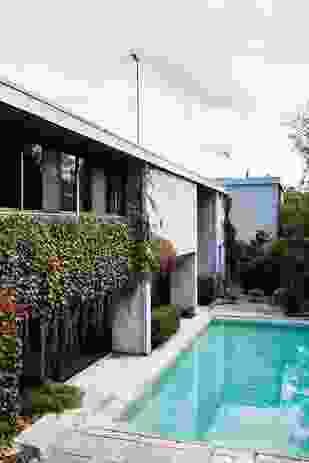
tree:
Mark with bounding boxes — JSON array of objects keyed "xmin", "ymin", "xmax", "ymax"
[
  {"xmin": 280, "ymin": 188, "xmax": 309, "ymax": 237},
  {"xmin": 287, "ymin": 102, "xmax": 309, "ymax": 191}
]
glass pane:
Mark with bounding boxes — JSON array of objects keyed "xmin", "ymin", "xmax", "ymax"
[
  {"xmin": 107, "ymin": 174, "xmax": 124, "ymax": 215},
  {"xmin": 60, "ymin": 153, "xmax": 76, "ymax": 211},
  {"xmin": 23, "ymin": 144, "xmax": 43, "ymax": 210},
  {"xmin": 78, "ymin": 157, "xmax": 92, "ymax": 212},
  {"xmin": 0, "ymin": 146, "xmax": 20, "ymax": 209}
]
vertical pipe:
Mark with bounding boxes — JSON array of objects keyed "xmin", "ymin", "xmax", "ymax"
[
  {"xmin": 136, "ymin": 58, "xmax": 140, "ymax": 145},
  {"xmin": 144, "ymin": 277, "xmax": 151, "ymax": 354},
  {"xmin": 75, "ymin": 156, "xmax": 80, "ymax": 218},
  {"xmin": 130, "ymin": 52, "xmax": 141, "ymax": 145},
  {"xmin": 20, "ymin": 151, "xmax": 24, "ymax": 210}
]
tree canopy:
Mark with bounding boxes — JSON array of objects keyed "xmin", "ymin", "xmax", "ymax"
[
  {"xmin": 287, "ymin": 103, "xmax": 309, "ymax": 190},
  {"xmin": 281, "ymin": 188, "xmax": 309, "ymax": 237}
]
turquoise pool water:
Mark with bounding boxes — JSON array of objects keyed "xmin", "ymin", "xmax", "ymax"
[{"xmin": 125, "ymin": 318, "xmax": 309, "ymax": 458}]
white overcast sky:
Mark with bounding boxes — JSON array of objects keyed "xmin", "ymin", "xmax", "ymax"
[{"xmin": 1, "ymin": 0, "xmax": 308, "ymax": 187}]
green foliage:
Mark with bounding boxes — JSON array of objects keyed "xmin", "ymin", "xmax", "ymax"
[
  {"xmin": 128, "ymin": 239, "xmax": 160, "ymax": 273},
  {"xmin": 0, "ymin": 335, "xmax": 16, "ymax": 371},
  {"xmin": 151, "ymin": 304, "xmax": 179, "ymax": 347},
  {"xmin": 0, "ymin": 211, "xmax": 160, "ymax": 306},
  {"xmin": 287, "ymin": 104, "xmax": 309, "ymax": 189},
  {"xmin": 0, "ymin": 416, "xmax": 16, "ymax": 448},
  {"xmin": 281, "ymin": 190, "xmax": 309, "ymax": 237},
  {"xmin": 271, "ymin": 238, "xmax": 289, "ymax": 257},
  {"xmin": 28, "ymin": 382, "xmax": 84, "ymax": 417}
]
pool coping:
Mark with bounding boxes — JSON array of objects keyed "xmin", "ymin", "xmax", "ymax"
[
  {"xmin": 15, "ymin": 304, "xmax": 309, "ymax": 462},
  {"xmin": 212, "ymin": 312, "xmax": 309, "ymax": 326},
  {"xmin": 117, "ymin": 311, "xmax": 309, "ymax": 418},
  {"xmin": 110, "ymin": 309, "xmax": 309, "ymax": 462}
]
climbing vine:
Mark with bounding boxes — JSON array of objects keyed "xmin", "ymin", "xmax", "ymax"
[{"xmin": 0, "ymin": 211, "xmax": 160, "ymax": 306}]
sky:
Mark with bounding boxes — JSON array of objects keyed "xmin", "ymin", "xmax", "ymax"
[{"xmin": 1, "ymin": 0, "xmax": 308, "ymax": 188}]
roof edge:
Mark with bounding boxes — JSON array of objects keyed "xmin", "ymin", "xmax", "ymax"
[{"xmin": 0, "ymin": 75, "xmax": 226, "ymax": 195}]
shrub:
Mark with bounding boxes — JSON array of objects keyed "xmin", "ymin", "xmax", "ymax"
[
  {"xmin": 151, "ymin": 305, "xmax": 180, "ymax": 348},
  {"xmin": 0, "ymin": 416, "xmax": 16, "ymax": 449},
  {"xmin": 271, "ymin": 239, "xmax": 288, "ymax": 257},
  {"xmin": 271, "ymin": 288, "xmax": 289, "ymax": 307},
  {"xmin": 239, "ymin": 255, "xmax": 281, "ymax": 296},
  {"xmin": 25, "ymin": 382, "xmax": 84, "ymax": 418},
  {"xmin": 248, "ymin": 288, "xmax": 265, "ymax": 302},
  {"xmin": 198, "ymin": 275, "xmax": 217, "ymax": 305}
]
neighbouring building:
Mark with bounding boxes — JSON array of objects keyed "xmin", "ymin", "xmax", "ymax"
[
  {"xmin": 0, "ymin": 76, "xmax": 228, "ymax": 356},
  {"xmin": 210, "ymin": 176, "xmax": 283, "ymax": 244}
]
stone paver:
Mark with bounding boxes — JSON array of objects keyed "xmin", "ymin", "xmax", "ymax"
[
  {"xmin": 255, "ymin": 454, "xmax": 309, "ymax": 463},
  {"xmin": 44, "ymin": 449, "xmax": 92, "ymax": 462},
  {"xmin": 211, "ymin": 447, "xmax": 255, "ymax": 463},
  {"xmin": 45, "ymin": 428, "xmax": 213, "ymax": 463}
]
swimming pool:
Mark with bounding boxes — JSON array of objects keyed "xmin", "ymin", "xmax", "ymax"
[{"xmin": 124, "ymin": 317, "xmax": 309, "ymax": 459}]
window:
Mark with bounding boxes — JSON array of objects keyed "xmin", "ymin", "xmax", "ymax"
[
  {"xmin": 0, "ymin": 144, "xmax": 93, "ymax": 214},
  {"xmin": 23, "ymin": 144, "xmax": 43, "ymax": 210},
  {"xmin": 106, "ymin": 173, "xmax": 126, "ymax": 216},
  {"xmin": 59, "ymin": 153, "xmax": 76, "ymax": 211},
  {"xmin": 0, "ymin": 142, "xmax": 21, "ymax": 209},
  {"xmin": 77, "ymin": 157, "xmax": 91, "ymax": 212}
]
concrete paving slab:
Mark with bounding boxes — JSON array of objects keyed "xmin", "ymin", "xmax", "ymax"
[
  {"xmin": 255, "ymin": 455, "xmax": 309, "ymax": 463},
  {"xmin": 212, "ymin": 448, "xmax": 256, "ymax": 463},
  {"xmin": 46, "ymin": 428, "xmax": 213, "ymax": 463}
]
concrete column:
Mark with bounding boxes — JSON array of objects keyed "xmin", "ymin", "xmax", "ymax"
[
  {"xmin": 197, "ymin": 189, "xmax": 212, "ymax": 278},
  {"xmin": 109, "ymin": 277, "xmax": 152, "ymax": 355},
  {"xmin": 170, "ymin": 252, "xmax": 197, "ymax": 308},
  {"xmin": 90, "ymin": 167, "xmax": 107, "ymax": 216},
  {"xmin": 42, "ymin": 149, "xmax": 62, "ymax": 211}
]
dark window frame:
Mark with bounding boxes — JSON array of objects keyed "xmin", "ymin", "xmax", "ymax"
[
  {"xmin": 0, "ymin": 145, "xmax": 93, "ymax": 215},
  {"xmin": 106, "ymin": 172, "xmax": 127, "ymax": 216}
]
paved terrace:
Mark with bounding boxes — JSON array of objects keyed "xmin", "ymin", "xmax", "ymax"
[{"xmin": 16, "ymin": 299, "xmax": 309, "ymax": 463}]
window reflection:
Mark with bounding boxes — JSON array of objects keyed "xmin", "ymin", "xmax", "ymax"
[
  {"xmin": 0, "ymin": 143, "xmax": 20, "ymax": 209},
  {"xmin": 107, "ymin": 173, "xmax": 126, "ymax": 215},
  {"xmin": 59, "ymin": 153, "xmax": 76, "ymax": 211},
  {"xmin": 78, "ymin": 156, "xmax": 92, "ymax": 212},
  {"xmin": 23, "ymin": 144, "xmax": 43, "ymax": 210}
]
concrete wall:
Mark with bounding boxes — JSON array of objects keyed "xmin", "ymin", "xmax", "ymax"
[
  {"xmin": 215, "ymin": 193, "xmax": 225, "ymax": 276},
  {"xmin": 170, "ymin": 253, "xmax": 197, "ymax": 308},
  {"xmin": 197, "ymin": 188, "xmax": 212, "ymax": 275},
  {"xmin": 146, "ymin": 167, "xmax": 197, "ymax": 256},
  {"xmin": 108, "ymin": 278, "xmax": 151, "ymax": 355},
  {"xmin": 197, "ymin": 187, "xmax": 225, "ymax": 277}
]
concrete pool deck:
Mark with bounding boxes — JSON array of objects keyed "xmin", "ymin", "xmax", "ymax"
[{"xmin": 15, "ymin": 302, "xmax": 309, "ymax": 463}]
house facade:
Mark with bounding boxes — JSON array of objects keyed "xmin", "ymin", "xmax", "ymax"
[
  {"xmin": 211, "ymin": 176, "xmax": 283, "ymax": 244},
  {"xmin": 0, "ymin": 76, "xmax": 228, "ymax": 356}
]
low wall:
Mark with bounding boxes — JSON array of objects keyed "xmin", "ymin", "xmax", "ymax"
[
  {"xmin": 107, "ymin": 273, "xmax": 151, "ymax": 355},
  {"xmin": 170, "ymin": 253, "xmax": 197, "ymax": 309}
]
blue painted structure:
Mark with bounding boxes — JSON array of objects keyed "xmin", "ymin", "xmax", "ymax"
[{"xmin": 214, "ymin": 176, "xmax": 283, "ymax": 243}]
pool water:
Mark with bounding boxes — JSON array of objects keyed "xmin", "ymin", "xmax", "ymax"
[{"xmin": 125, "ymin": 318, "xmax": 309, "ymax": 459}]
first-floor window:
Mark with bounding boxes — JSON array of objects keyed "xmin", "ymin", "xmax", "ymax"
[
  {"xmin": 0, "ymin": 144, "xmax": 92, "ymax": 213},
  {"xmin": 59, "ymin": 152, "xmax": 76, "ymax": 211},
  {"xmin": 106, "ymin": 174, "xmax": 126, "ymax": 215},
  {"xmin": 78, "ymin": 157, "xmax": 92, "ymax": 212},
  {"xmin": 23, "ymin": 144, "xmax": 43, "ymax": 210},
  {"xmin": 0, "ymin": 143, "xmax": 21, "ymax": 209}
]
